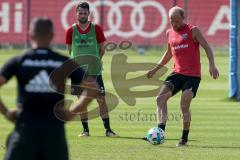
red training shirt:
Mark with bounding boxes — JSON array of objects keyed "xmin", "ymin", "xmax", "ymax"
[{"xmin": 167, "ymin": 24, "xmax": 201, "ymax": 77}]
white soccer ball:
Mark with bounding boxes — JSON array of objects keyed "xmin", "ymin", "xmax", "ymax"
[{"xmin": 146, "ymin": 127, "xmax": 165, "ymax": 145}]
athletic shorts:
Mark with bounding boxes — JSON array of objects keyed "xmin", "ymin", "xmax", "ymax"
[
  {"xmin": 165, "ymin": 72, "xmax": 201, "ymax": 98},
  {"xmin": 71, "ymin": 75, "xmax": 105, "ymax": 96},
  {"xmin": 4, "ymin": 128, "xmax": 68, "ymax": 160}
]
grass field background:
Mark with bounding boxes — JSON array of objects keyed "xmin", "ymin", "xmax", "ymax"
[{"xmin": 0, "ymin": 48, "xmax": 239, "ymax": 160}]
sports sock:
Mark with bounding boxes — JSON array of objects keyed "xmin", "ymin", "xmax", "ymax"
[
  {"xmin": 102, "ymin": 117, "xmax": 111, "ymax": 131},
  {"xmin": 181, "ymin": 130, "xmax": 189, "ymax": 141},
  {"xmin": 81, "ymin": 119, "xmax": 89, "ymax": 132},
  {"xmin": 158, "ymin": 123, "xmax": 166, "ymax": 131}
]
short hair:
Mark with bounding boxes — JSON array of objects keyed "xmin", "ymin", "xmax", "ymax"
[
  {"xmin": 30, "ymin": 17, "xmax": 53, "ymax": 36},
  {"xmin": 76, "ymin": 2, "xmax": 90, "ymax": 11},
  {"xmin": 169, "ymin": 6, "xmax": 185, "ymax": 18}
]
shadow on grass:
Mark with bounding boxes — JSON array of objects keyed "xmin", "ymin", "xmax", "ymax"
[
  {"xmin": 0, "ymin": 144, "xmax": 6, "ymax": 150},
  {"xmin": 92, "ymin": 136, "xmax": 198, "ymax": 142},
  {"xmin": 93, "ymin": 135, "xmax": 142, "ymax": 140},
  {"xmin": 221, "ymin": 97, "xmax": 240, "ymax": 103},
  {"xmin": 77, "ymin": 136, "xmax": 240, "ymax": 149},
  {"xmin": 165, "ymin": 138, "xmax": 198, "ymax": 142},
  {"xmin": 189, "ymin": 145, "xmax": 240, "ymax": 149}
]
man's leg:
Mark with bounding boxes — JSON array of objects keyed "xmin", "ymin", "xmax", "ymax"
[
  {"xmin": 156, "ymin": 73, "xmax": 182, "ymax": 131},
  {"xmin": 143, "ymin": 73, "xmax": 182, "ymax": 141},
  {"xmin": 69, "ymin": 79, "xmax": 99, "ymax": 137},
  {"xmin": 143, "ymin": 85, "xmax": 172, "ymax": 141},
  {"xmin": 70, "ymin": 81, "xmax": 89, "ymax": 136},
  {"xmin": 177, "ymin": 76, "xmax": 200, "ymax": 147},
  {"xmin": 79, "ymin": 106, "xmax": 89, "ymax": 136},
  {"xmin": 177, "ymin": 90, "xmax": 193, "ymax": 146},
  {"xmin": 156, "ymin": 85, "xmax": 172, "ymax": 131},
  {"xmin": 96, "ymin": 75, "xmax": 118, "ymax": 137},
  {"xmin": 96, "ymin": 96, "xmax": 118, "ymax": 137}
]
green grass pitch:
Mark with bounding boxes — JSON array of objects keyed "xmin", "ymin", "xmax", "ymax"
[{"xmin": 0, "ymin": 48, "xmax": 239, "ymax": 160}]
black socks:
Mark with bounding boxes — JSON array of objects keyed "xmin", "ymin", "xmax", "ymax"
[
  {"xmin": 181, "ymin": 130, "xmax": 189, "ymax": 141},
  {"xmin": 81, "ymin": 118, "xmax": 112, "ymax": 132},
  {"xmin": 158, "ymin": 123, "xmax": 166, "ymax": 131},
  {"xmin": 81, "ymin": 119, "xmax": 89, "ymax": 132},
  {"xmin": 102, "ymin": 117, "xmax": 111, "ymax": 131}
]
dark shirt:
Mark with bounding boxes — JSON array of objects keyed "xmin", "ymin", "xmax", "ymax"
[{"xmin": 0, "ymin": 48, "xmax": 84, "ymax": 131}]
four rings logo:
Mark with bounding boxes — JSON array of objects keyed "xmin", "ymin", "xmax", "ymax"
[{"xmin": 61, "ymin": 0, "xmax": 168, "ymax": 38}]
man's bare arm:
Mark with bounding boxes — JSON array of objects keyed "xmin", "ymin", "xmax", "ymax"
[
  {"xmin": 99, "ymin": 42, "xmax": 105, "ymax": 58},
  {"xmin": 147, "ymin": 44, "xmax": 172, "ymax": 79},
  {"xmin": 157, "ymin": 44, "xmax": 172, "ymax": 67},
  {"xmin": 66, "ymin": 44, "xmax": 72, "ymax": 56},
  {"xmin": 192, "ymin": 27, "xmax": 219, "ymax": 79},
  {"xmin": 0, "ymin": 76, "xmax": 8, "ymax": 116}
]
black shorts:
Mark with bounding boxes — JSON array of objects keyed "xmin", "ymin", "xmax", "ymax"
[
  {"xmin": 71, "ymin": 75, "xmax": 105, "ymax": 96},
  {"xmin": 165, "ymin": 72, "xmax": 201, "ymax": 98},
  {"xmin": 4, "ymin": 128, "xmax": 68, "ymax": 160}
]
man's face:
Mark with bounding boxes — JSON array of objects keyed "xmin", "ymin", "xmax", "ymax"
[
  {"xmin": 77, "ymin": 8, "xmax": 89, "ymax": 24},
  {"xmin": 169, "ymin": 13, "xmax": 184, "ymax": 31}
]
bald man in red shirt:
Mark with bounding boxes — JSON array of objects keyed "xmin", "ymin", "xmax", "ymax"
[{"xmin": 146, "ymin": 6, "xmax": 219, "ymax": 147}]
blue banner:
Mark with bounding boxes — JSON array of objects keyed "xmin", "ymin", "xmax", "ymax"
[{"xmin": 229, "ymin": 0, "xmax": 240, "ymax": 101}]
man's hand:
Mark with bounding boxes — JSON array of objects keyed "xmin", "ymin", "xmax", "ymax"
[
  {"xmin": 209, "ymin": 65, "xmax": 219, "ymax": 79},
  {"xmin": 4, "ymin": 109, "xmax": 18, "ymax": 123},
  {"xmin": 147, "ymin": 67, "xmax": 159, "ymax": 79}
]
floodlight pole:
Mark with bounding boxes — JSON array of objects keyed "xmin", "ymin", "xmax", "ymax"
[
  {"xmin": 173, "ymin": 0, "xmax": 177, "ymax": 6},
  {"xmin": 184, "ymin": 0, "xmax": 188, "ymax": 22},
  {"xmin": 25, "ymin": 0, "xmax": 31, "ymax": 49},
  {"xmin": 100, "ymin": 0, "xmax": 104, "ymax": 28}
]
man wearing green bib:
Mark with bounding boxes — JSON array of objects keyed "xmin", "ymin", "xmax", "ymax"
[{"xmin": 65, "ymin": 2, "xmax": 118, "ymax": 137}]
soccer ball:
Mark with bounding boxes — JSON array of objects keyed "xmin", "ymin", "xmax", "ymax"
[{"xmin": 146, "ymin": 127, "xmax": 165, "ymax": 145}]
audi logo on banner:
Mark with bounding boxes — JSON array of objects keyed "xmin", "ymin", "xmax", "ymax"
[
  {"xmin": 61, "ymin": 0, "xmax": 168, "ymax": 38},
  {"xmin": 0, "ymin": 0, "xmax": 229, "ymax": 45}
]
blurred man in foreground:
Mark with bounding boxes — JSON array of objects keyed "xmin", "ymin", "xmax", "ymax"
[{"xmin": 0, "ymin": 17, "xmax": 98, "ymax": 160}]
